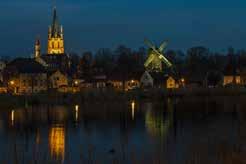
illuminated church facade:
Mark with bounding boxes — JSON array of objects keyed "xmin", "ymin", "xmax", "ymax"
[
  {"xmin": 34, "ymin": 7, "xmax": 65, "ymax": 57},
  {"xmin": 47, "ymin": 7, "xmax": 65, "ymax": 54},
  {"xmin": 34, "ymin": 7, "xmax": 71, "ymax": 73}
]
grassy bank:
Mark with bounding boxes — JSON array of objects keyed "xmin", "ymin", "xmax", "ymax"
[{"xmin": 0, "ymin": 87, "xmax": 246, "ymax": 108}]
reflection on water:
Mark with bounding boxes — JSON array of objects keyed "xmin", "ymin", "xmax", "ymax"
[
  {"xmin": 131, "ymin": 101, "xmax": 135, "ymax": 120},
  {"xmin": 36, "ymin": 129, "xmax": 40, "ymax": 145},
  {"xmin": 0, "ymin": 97, "xmax": 246, "ymax": 163},
  {"xmin": 145, "ymin": 99, "xmax": 173, "ymax": 138},
  {"xmin": 75, "ymin": 105, "xmax": 79, "ymax": 123},
  {"xmin": 11, "ymin": 110, "xmax": 14, "ymax": 126},
  {"xmin": 49, "ymin": 125, "xmax": 65, "ymax": 161}
]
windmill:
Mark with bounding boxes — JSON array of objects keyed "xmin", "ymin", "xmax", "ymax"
[{"xmin": 144, "ymin": 38, "xmax": 172, "ymax": 72}]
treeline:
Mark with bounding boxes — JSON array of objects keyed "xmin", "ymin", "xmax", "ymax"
[
  {"xmin": 68, "ymin": 46, "xmax": 246, "ymax": 80},
  {"xmin": 2, "ymin": 45, "xmax": 246, "ymax": 81},
  {"xmin": 69, "ymin": 45, "xmax": 147, "ymax": 78}
]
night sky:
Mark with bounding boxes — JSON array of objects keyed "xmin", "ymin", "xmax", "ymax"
[{"xmin": 1, "ymin": 0, "xmax": 246, "ymax": 56}]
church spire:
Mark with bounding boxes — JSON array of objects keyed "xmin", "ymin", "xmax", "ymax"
[
  {"xmin": 51, "ymin": 7, "xmax": 60, "ymax": 37},
  {"xmin": 47, "ymin": 6, "xmax": 65, "ymax": 54}
]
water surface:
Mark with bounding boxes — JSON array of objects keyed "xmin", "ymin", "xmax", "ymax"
[{"xmin": 0, "ymin": 97, "xmax": 245, "ymax": 164}]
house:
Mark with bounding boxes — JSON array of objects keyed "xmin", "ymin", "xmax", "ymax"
[
  {"xmin": 140, "ymin": 71, "xmax": 179, "ymax": 89},
  {"xmin": 49, "ymin": 70, "xmax": 68, "ymax": 89},
  {"xmin": 0, "ymin": 82, "xmax": 7, "ymax": 94},
  {"xmin": 223, "ymin": 75, "xmax": 241, "ymax": 86},
  {"xmin": 223, "ymin": 65, "xmax": 241, "ymax": 86},
  {"xmin": 36, "ymin": 54, "xmax": 71, "ymax": 73},
  {"xmin": 166, "ymin": 76, "xmax": 179, "ymax": 89},
  {"xmin": 125, "ymin": 79, "xmax": 140, "ymax": 91},
  {"xmin": 3, "ymin": 58, "xmax": 47, "ymax": 94},
  {"xmin": 140, "ymin": 71, "xmax": 154, "ymax": 88},
  {"xmin": 108, "ymin": 73, "xmax": 140, "ymax": 91},
  {"xmin": 80, "ymin": 74, "xmax": 107, "ymax": 89},
  {"xmin": 93, "ymin": 75, "xmax": 107, "ymax": 88}
]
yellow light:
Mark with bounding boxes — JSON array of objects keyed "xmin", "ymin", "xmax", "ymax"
[
  {"xmin": 11, "ymin": 110, "xmax": 14, "ymax": 126},
  {"xmin": 75, "ymin": 105, "xmax": 79, "ymax": 111},
  {"xmin": 75, "ymin": 105, "xmax": 79, "ymax": 122},
  {"xmin": 181, "ymin": 78, "xmax": 185, "ymax": 83},
  {"xmin": 74, "ymin": 80, "xmax": 78, "ymax": 85},
  {"xmin": 131, "ymin": 101, "xmax": 135, "ymax": 120},
  {"xmin": 131, "ymin": 80, "xmax": 134, "ymax": 83},
  {"xmin": 49, "ymin": 126, "xmax": 65, "ymax": 161},
  {"xmin": 10, "ymin": 80, "xmax": 15, "ymax": 85}
]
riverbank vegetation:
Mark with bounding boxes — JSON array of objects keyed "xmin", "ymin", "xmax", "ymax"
[{"xmin": 0, "ymin": 87, "xmax": 246, "ymax": 108}]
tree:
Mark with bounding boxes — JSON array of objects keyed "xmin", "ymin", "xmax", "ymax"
[
  {"xmin": 94, "ymin": 48, "xmax": 115, "ymax": 74},
  {"xmin": 80, "ymin": 51, "xmax": 93, "ymax": 77},
  {"xmin": 114, "ymin": 45, "xmax": 134, "ymax": 90},
  {"xmin": 185, "ymin": 46, "xmax": 210, "ymax": 80},
  {"xmin": 69, "ymin": 53, "xmax": 80, "ymax": 78}
]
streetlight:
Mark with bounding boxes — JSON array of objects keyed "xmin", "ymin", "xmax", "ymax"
[{"xmin": 10, "ymin": 80, "xmax": 15, "ymax": 85}]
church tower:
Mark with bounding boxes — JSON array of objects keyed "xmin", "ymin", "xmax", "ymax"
[
  {"xmin": 34, "ymin": 37, "xmax": 41, "ymax": 58},
  {"xmin": 47, "ymin": 7, "xmax": 65, "ymax": 55}
]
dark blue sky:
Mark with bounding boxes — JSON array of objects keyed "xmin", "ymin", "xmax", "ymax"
[{"xmin": 1, "ymin": 0, "xmax": 246, "ymax": 56}]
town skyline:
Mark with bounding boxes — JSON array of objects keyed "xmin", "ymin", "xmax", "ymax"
[{"xmin": 2, "ymin": 0, "xmax": 246, "ymax": 56}]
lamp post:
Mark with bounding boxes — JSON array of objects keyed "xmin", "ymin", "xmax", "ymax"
[
  {"xmin": 181, "ymin": 78, "xmax": 185, "ymax": 88},
  {"xmin": 73, "ymin": 80, "xmax": 79, "ymax": 93},
  {"xmin": 9, "ymin": 80, "xmax": 16, "ymax": 94}
]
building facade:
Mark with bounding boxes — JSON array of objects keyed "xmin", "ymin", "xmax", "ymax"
[
  {"xmin": 49, "ymin": 70, "xmax": 68, "ymax": 89},
  {"xmin": 34, "ymin": 7, "xmax": 71, "ymax": 74},
  {"xmin": 47, "ymin": 7, "xmax": 64, "ymax": 55},
  {"xmin": 3, "ymin": 58, "xmax": 47, "ymax": 94},
  {"xmin": 166, "ymin": 77, "xmax": 178, "ymax": 89},
  {"xmin": 140, "ymin": 71, "xmax": 179, "ymax": 89},
  {"xmin": 223, "ymin": 76, "xmax": 241, "ymax": 86}
]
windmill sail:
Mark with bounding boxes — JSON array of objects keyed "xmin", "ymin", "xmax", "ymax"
[
  {"xmin": 144, "ymin": 39, "xmax": 172, "ymax": 72},
  {"xmin": 159, "ymin": 41, "xmax": 168, "ymax": 52}
]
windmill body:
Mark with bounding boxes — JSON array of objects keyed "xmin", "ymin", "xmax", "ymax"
[
  {"xmin": 144, "ymin": 50, "xmax": 163, "ymax": 71},
  {"xmin": 144, "ymin": 39, "xmax": 172, "ymax": 72}
]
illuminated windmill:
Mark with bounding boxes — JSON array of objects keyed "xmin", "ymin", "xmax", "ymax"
[{"xmin": 144, "ymin": 39, "xmax": 172, "ymax": 72}]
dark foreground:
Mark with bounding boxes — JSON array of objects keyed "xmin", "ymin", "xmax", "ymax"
[
  {"xmin": 0, "ymin": 97, "xmax": 246, "ymax": 164},
  {"xmin": 1, "ymin": 87, "xmax": 246, "ymax": 108}
]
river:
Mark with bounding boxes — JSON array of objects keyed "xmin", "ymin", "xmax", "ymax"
[{"xmin": 0, "ymin": 97, "xmax": 245, "ymax": 164}]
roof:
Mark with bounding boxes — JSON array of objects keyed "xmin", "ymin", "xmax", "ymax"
[
  {"xmin": 40, "ymin": 54, "xmax": 69, "ymax": 71},
  {"xmin": 47, "ymin": 69, "xmax": 67, "ymax": 76},
  {"xmin": 41, "ymin": 54, "xmax": 68, "ymax": 62},
  {"xmin": 6, "ymin": 58, "xmax": 46, "ymax": 74}
]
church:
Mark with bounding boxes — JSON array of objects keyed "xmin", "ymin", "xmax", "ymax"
[{"xmin": 34, "ymin": 7, "xmax": 71, "ymax": 73}]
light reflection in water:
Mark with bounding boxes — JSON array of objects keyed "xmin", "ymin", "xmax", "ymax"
[
  {"xmin": 11, "ymin": 110, "xmax": 14, "ymax": 126},
  {"xmin": 145, "ymin": 101, "xmax": 173, "ymax": 138},
  {"xmin": 131, "ymin": 101, "xmax": 135, "ymax": 120},
  {"xmin": 0, "ymin": 100, "xmax": 243, "ymax": 163},
  {"xmin": 75, "ymin": 105, "xmax": 79, "ymax": 122},
  {"xmin": 49, "ymin": 126, "xmax": 65, "ymax": 161}
]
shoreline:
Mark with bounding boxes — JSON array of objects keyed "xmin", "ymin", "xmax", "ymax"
[{"xmin": 0, "ymin": 87, "xmax": 246, "ymax": 108}]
